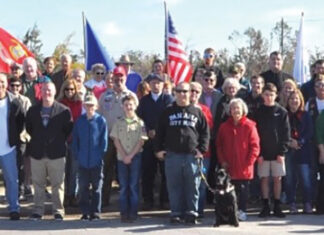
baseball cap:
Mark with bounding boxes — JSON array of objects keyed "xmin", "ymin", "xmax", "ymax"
[
  {"xmin": 113, "ymin": 66, "xmax": 126, "ymax": 76},
  {"xmin": 84, "ymin": 94, "xmax": 98, "ymax": 106},
  {"xmin": 146, "ymin": 73, "xmax": 164, "ymax": 83}
]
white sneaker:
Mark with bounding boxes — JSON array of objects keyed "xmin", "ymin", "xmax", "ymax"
[{"xmin": 238, "ymin": 210, "xmax": 247, "ymax": 221}]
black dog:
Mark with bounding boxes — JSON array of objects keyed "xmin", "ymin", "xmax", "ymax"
[{"xmin": 213, "ymin": 168, "xmax": 239, "ymax": 227}]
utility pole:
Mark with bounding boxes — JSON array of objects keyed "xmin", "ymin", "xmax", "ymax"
[{"xmin": 280, "ymin": 17, "xmax": 284, "ymax": 55}]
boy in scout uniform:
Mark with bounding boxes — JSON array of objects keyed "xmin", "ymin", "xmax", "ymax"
[{"xmin": 110, "ymin": 94, "xmax": 147, "ymax": 222}]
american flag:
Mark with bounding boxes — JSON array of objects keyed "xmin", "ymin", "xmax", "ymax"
[{"xmin": 166, "ymin": 11, "xmax": 192, "ymax": 85}]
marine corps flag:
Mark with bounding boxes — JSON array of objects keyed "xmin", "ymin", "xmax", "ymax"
[{"xmin": 0, "ymin": 27, "xmax": 34, "ymax": 73}]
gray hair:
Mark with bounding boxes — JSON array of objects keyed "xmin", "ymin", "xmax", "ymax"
[
  {"xmin": 226, "ymin": 98, "xmax": 249, "ymax": 116},
  {"xmin": 222, "ymin": 77, "xmax": 241, "ymax": 92},
  {"xmin": 60, "ymin": 54, "xmax": 72, "ymax": 62},
  {"xmin": 23, "ymin": 57, "xmax": 37, "ymax": 72},
  {"xmin": 72, "ymin": 69, "xmax": 86, "ymax": 78},
  {"xmin": 190, "ymin": 82, "xmax": 202, "ymax": 92},
  {"xmin": 91, "ymin": 63, "xmax": 106, "ymax": 74},
  {"xmin": 234, "ymin": 62, "xmax": 246, "ymax": 73}
]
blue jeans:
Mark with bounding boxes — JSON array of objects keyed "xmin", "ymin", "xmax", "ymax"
[
  {"xmin": 78, "ymin": 165, "xmax": 103, "ymax": 215},
  {"xmin": 165, "ymin": 152, "xmax": 201, "ymax": 218},
  {"xmin": 198, "ymin": 158, "xmax": 210, "ymax": 215},
  {"xmin": 285, "ymin": 150, "xmax": 312, "ymax": 204},
  {"xmin": 65, "ymin": 145, "xmax": 78, "ymax": 197},
  {"xmin": 117, "ymin": 153, "xmax": 141, "ymax": 218},
  {"xmin": 0, "ymin": 149, "xmax": 19, "ymax": 212}
]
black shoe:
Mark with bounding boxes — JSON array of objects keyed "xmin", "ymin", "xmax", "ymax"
[
  {"xmin": 90, "ymin": 213, "xmax": 100, "ymax": 221},
  {"xmin": 259, "ymin": 205, "xmax": 271, "ymax": 218},
  {"xmin": 9, "ymin": 211, "xmax": 20, "ymax": 220},
  {"xmin": 24, "ymin": 186, "xmax": 32, "ymax": 197},
  {"xmin": 273, "ymin": 205, "xmax": 286, "ymax": 218},
  {"xmin": 80, "ymin": 214, "xmax": 89, "ymax": 220},
  {"xmin": 54, "ymin": 213, "xmax": 64, "ymax": 221},
  {"xmin": 30, "ymin": 213, "xmax": 42, "ymax": 221},
  {"xmin": 19, "ymin": 194, "xmax": 27, "ymax": 202},
  {"xmin": 170, "ymin": 216, "xmax": 182, "ymax": 224},
  {"xmin": 185, "ymin": 215, "xmax": 198, "ymax": 225}
]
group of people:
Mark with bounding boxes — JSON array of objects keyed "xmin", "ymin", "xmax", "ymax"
[{"xmin": 0, "ymin": 47, "xmax": 323, "ymax": 226}]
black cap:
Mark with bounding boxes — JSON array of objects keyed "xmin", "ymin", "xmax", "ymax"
[{"xmin": 146, "ymin": 73, "xmax": 164, "ymax": 82}]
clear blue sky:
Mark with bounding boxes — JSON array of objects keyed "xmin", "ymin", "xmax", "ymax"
[{"xmin": 1, "ymin": 0, "xmax": 323, "ymax": 60}]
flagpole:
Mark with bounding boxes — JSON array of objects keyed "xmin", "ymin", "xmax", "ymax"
[
  {"xmin": 82, "ymin": 12, "xmax": 87, "ymax": 68},
  {"xmin": 164, "ymin": 1, "xmax": 169, "ymax": 75}
]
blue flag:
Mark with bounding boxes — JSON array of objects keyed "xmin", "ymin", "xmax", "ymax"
[{"xmin": 84, "ymin": 16, "xmax": 115, "ymax": 71}]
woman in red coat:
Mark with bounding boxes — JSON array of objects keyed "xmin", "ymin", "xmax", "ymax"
[{"xmin": 216, "ymin": 98, "xmax": 260, "ymax": 221}]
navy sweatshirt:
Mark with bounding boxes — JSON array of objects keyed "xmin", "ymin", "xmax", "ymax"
[
  {"xmin": 154, "ymin": 102, "xmax": 209, "ymax": 154},
  {"xmin": 137, "ymin": 93, "xmax": 173, "ymax": 131}
]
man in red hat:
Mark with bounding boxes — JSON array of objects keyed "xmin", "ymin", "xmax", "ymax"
[
  {"xmin": 115, "ymin": 55, "xmax": 142, "ymax": 93},
  {"xmin": 98, "ymin": 66, "xmax": 138, "ymax": 206}
]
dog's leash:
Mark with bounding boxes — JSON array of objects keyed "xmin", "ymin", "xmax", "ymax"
[{"xmin": 197, "ymin": 158, "xmax": 217, "ymax": 194}]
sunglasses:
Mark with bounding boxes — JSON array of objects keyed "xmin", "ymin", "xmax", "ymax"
[
  {"xmin": 96, "ymin": 72, "xmax": 105, "ymax": 75},
  {"xmin": 10, "ymin": 84, "xmax": 21, "ymax": 87},
  {"xmin": 65, "ymin": 88, "xmax": 75, "ymax": 91},
  {"xmin": 191, "ymin": 89, "xmax": 200, "ymax": 94},
  {"xmin": 204, "ymin": 53, "xmax": 214, "ymax": 59},
  {"xmin": 175, "ymin": 89, "xmax": 189, "ymax": 94}
]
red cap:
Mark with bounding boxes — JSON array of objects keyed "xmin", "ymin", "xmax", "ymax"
[{"xmin": 113, "ymin": 66, "xmax": 126, "ymax": 76}]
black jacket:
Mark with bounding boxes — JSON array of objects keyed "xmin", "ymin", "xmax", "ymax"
[
  {"xmin": 254, "ymin": 103, "xmax": 290, "ymax": 160},
  {"xmin": 137, "ymin": 92, "xmax": 173, "ymax": 131},
  {"xmin": 260, "ymin": 70, "xmax": 293, "ymax": 92},
  {"xmin": 26, "ymin": 101, "xmax": 73, "ymax": 159},
  {"xmin": 154, "ymin": 102, "xmax": 209, "ymax": 154},
  {"xmin": 5, "ymin": 92, "xmax": 25, "ymax": 147}
]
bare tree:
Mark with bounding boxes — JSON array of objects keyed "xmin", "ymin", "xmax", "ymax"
[{"xmin": 229, "ymin": 27, "xmax": 270, "ymax": 77}]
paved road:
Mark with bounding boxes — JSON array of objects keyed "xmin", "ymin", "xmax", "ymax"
[
  {"xmin": 0, "ymin": 196, "xmax": 323, "ymax": 235},
  {"xmin": 0, "ymin": 180, "xmax": 323, "ymax": 234},
  {"xmin": 0, "ymin": 212, "xmax": 323, "ymax": 235}
]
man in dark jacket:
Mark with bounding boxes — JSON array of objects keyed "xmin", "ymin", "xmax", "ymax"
[
  {"xmin": 26, "ymin": 81, "xmax": 73, "ymax": 220},
  {"xmin": 137, "ymin": 73, "xmax": 173, "ymax": 210},
  {"xmin": 254, "ymin": 83, "xmax": 290, "ymax": 218},
  {"xmin": 155, "ymin": 82, "xmax": 209, "ymax": 224},
  {"xmin": 0, "ymin": 73, "xmax": 24, "ymax": 220},
  {"xmin": 192, "ymin": 48, "xmax": 224, "ymax": 89},
  {"xmin": 301, "ymin": 59, "xmax": 324, "ymax": 103},
  {"xmin": 52, "ymin": 54, "xmax": 72, "ymax": 97},
  {"xmin": 260, "ymin": 51, "xmax": 293, "ymax": 92}
]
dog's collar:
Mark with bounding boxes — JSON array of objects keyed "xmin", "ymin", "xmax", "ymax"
[{"xmin": 216, "ymin": 184, "xmax": 235, "ymax": 195}]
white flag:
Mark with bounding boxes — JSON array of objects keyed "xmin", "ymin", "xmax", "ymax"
[{"xmin": 293, "ymin": 13, "xmax": 310, "ymax": 85}]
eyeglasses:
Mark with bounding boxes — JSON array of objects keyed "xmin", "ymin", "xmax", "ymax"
[
  {"xmin": 204, "ymin": 78, "xmax": 215, "ymax": 82},
  {"xmin": 65, "ymin": 88, "xmax": 75, "ymax": 91},
  {"xmin": 96, "ymin": 72, "xmax": 105, "ymax": 75},
  {"xmin": 175, "ymin": 89, "xmax": 189, "ymax": 94},
  {"xmin": 191, "ymin": 89, "xmax": 200, "ymax": 94},
  {"xmin": 204, "ymin": 53, "xmax": 214, "ymax": 59},
  {"xmin": 10, "ymin": 84, "xmax": 21, "ymax": 87}
]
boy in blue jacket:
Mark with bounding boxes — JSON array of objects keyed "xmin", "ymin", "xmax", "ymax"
[{"xmin": 72, "ymin": 94, "xmax": 108, "ymax": 220}]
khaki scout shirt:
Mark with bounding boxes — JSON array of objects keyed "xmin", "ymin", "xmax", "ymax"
[
  {"xmin": 98, "ymin": 88, "xmax": 138, "ymax": 133},
  {"xmin": 110, "ymin": 116, "xmax": 148, "ymax": 161}
]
